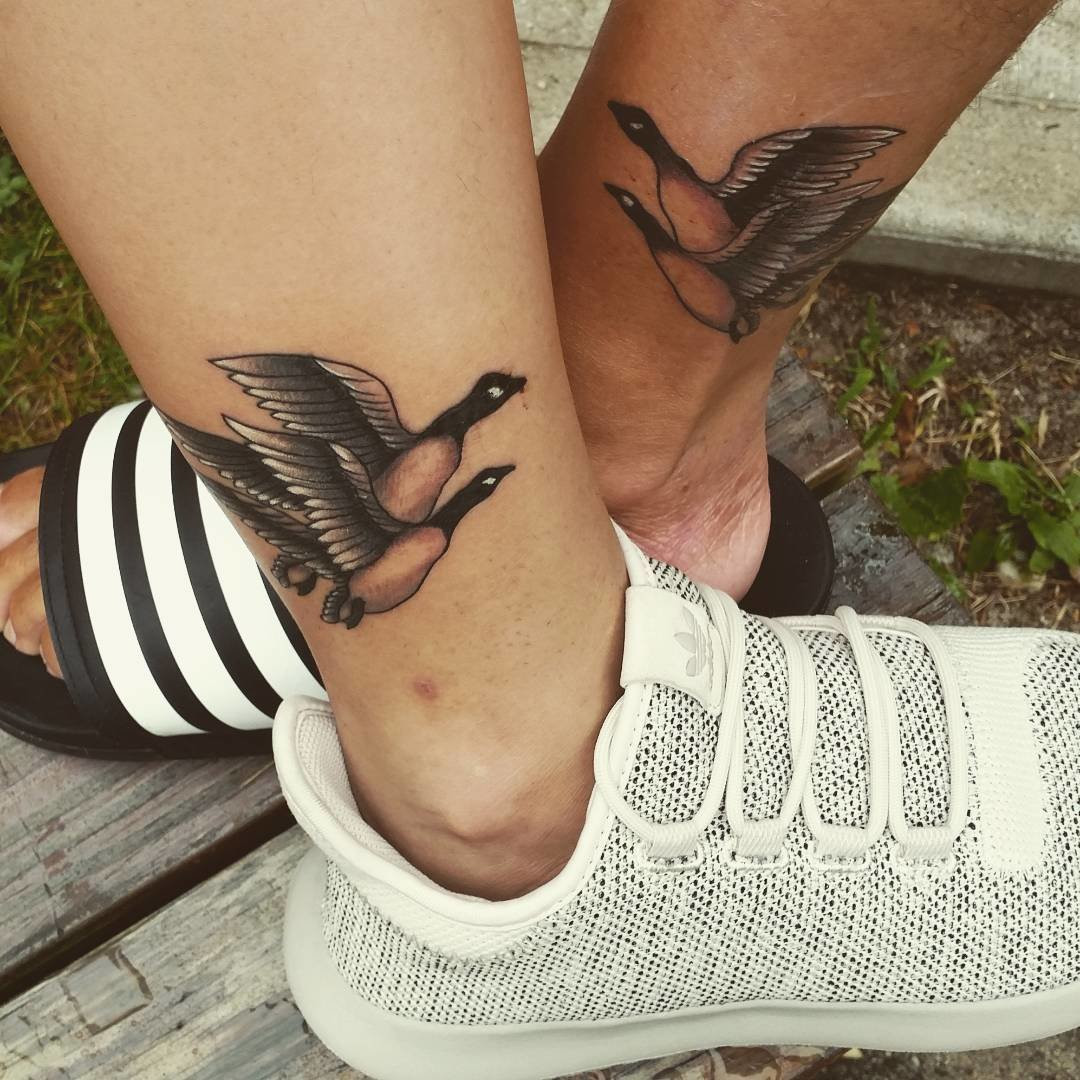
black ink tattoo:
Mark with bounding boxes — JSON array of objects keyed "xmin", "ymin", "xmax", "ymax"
[
  {"xmin": 604, "ymin": 102, "xmax": 905, "ymax": 341},
  {"xmin": 164, "ymin": 354, "xmax": 524, "ymax": 628}
]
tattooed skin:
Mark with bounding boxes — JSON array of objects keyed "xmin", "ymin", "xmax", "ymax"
[
  {"xmin": 604, "ymin": 102, "xmax": 905, "ymax": 342},
  {"xmin": 164, "ymin": 354, "xmax": 523, "ymax": 628}
]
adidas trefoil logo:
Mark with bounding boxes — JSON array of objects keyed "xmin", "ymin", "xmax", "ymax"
[{"xmin": 674, "ymin": 607, "xmax": 708, "ymax": 677}]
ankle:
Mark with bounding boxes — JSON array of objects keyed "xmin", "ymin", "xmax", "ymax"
[
  {"xmin": 347, "ymin": 724, "xmax": 597, "ymax": 900},
  {"xmin": 617, "ymin": 427, "xmax": 770, "ymax": 584},
  {"xmin": 329, "ymin": 575, "xmax": 625, "ymax": 900},
  {"xmin": 579, "ymin": 362, "xmax": 774, "ymax": 595}
]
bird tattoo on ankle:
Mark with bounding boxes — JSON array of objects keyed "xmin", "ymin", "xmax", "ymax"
[
  {"xmin": 604, "ymin": 102, "xmax": 905, "ymax": 342},
  {"xmin": 164, "ymin": 354, "xmax": 524, "ymax": 629}
]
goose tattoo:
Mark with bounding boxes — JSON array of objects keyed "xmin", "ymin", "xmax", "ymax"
[
  {"xmin": 164, "ymin": 354, "xmax": 524, "ymax": 628},
  {"xmin": 605, "ymin": 102, "xmax": 904, "ymax": 341}
]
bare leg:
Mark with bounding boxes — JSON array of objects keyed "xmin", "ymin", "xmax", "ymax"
[
  {"xmin": 0, "ymin": 0, "xmax": 1055, "ymax": 659},
  {"xmin": 539, "ymin": 0, "xmax": 1055, "ymax": 595},
  {"xmin": 0, "ymin": 0, "xmax": 625, "ymax": 898}
]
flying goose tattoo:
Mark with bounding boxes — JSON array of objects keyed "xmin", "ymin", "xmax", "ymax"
[
  {"xmin": 605, "ymin": 102, "xmax": 905, "ymax": 341},
  {"xmin": 164, "ymin": 354, "xmax": 524, "ymax": 628}
]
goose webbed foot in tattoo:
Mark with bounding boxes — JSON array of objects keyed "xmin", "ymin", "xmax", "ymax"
[
  {"xmin": 341, "ymin": 597, "xmax": 366, "ymax": 631},
  {"xmin": 321, "ymin": 582, "xmax": 348, "ymax": 625},
  {"xmin": 728, "ymin": 313, "xmax": 760, "ymax": 344},
  {"xmin": 273, "ymin": 556, "xmax": 317, "ymax": 596}
]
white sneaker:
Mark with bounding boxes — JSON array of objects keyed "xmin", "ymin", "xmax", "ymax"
[{"xmin": 274, "ymin": 528, "xmax": 1080, "ymax": 1080}]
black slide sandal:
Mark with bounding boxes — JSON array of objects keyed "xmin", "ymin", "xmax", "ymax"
[
  {"xmin": 742, "ymin": 456, "xmax": 836, "ymax": 618},
  {"xmin": 0, "ymin": 443, "xmax": 122, "ymax": 755},
  {"xmin": 0, "ymin": 403, "xmax": 325, "ymax": 759},
  {"xmin": 0, "ymin": 405, "xmax": 832, "ymax": 760}
]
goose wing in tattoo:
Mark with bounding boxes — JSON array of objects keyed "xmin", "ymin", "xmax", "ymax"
[{"xmin": 211, "ymin": 353, "xmax": 418, "ymax": 475}]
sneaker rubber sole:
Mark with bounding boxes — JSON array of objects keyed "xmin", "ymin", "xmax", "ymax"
[{"xmin": 284, "ymin": 848, "xmax": 1080, "ymax": 1080}]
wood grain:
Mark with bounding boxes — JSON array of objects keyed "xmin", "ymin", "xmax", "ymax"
[
  {"xmin": 766, "ymin": 351, "xmax": 861, "ymax": 488},
  {"xmin": 0, "ymin": 743, "xmax": 286, "ymax": 992},
  {"xmin": 0, "ymin": 830, "xmax": 837, "ymax": 1080},
  {"xmin": 823, "ymin": 479, "xmax": 970, "ymax": 625}
]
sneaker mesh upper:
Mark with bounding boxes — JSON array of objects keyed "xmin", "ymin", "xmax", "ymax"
[{"xmin": 318, "ymin": 558, "xmax": 1080, "ymax": 1025}]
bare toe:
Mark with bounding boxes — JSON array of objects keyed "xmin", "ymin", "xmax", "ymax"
[
  {"xmin": 0, "ymin": 466, "xmax": 45, "ymax": 548},
  {"xmin": 0, "ymin": 529, "xmax": 39, "ymax": 627},
  {"xmin": 8, "ymin": 567, "xmax": 48, "ymax": 657},
  {"xmin": 40, "ymin": 629, "xmax": 63, "ymax": 680}
]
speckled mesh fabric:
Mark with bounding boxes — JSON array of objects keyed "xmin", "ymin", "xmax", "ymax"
[{"xmin": 318, "ymin": 559, "xmax": 1080, "ymax": 1027}]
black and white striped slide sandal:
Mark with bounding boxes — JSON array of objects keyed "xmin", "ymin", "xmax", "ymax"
[
  {"xmin": 0, "ymin": 400, "xmax": 325, "ymax": 759},
  {"xmin": 0, "ymin": 400, "xmax": 832, "ymax": 760}
]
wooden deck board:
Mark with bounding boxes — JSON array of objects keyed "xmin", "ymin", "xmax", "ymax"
[
  {"xmin": 0, "ymin": 743, "xmax": 288, "ymax": 994},
  {"xmin": 823, "ymin": 479, "xmax": 969, "ymax": 624},
  {"xmin": 766, "ymin": 350, "xmax": 861, "ymax": 488}
]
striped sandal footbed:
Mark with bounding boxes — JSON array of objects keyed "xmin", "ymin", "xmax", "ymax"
[{"xmin": 0, "ymin": 400, "xmax": 833, "ymax": 759}]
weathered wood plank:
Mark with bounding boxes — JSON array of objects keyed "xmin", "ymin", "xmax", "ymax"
[
  {"xmin": 766, "ymin": 351, "xmax": 861, "ymax": 488},
  {"xmin": 0, "ymin": 831, "xmax": 325, "ymax": 1079},
  {"xmin": 0, "ymin": 742, "xmax": 286, "ymax": 993},
  {"xmin": 0, "ymin": 829, "xmax": 835, "ymax": 1080},
  {"xmin": 824, "ymin": 479, "xmax": 970, "ymax": 624}
]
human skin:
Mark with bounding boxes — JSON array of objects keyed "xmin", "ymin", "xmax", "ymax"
[
  {"xmin": 0, "ymin": 0, "xmax": 1058, "ymax": 898},
  {"xmin": 0, "ymin": 0, "xmax": 625, "ymax": 899},
  {"xmin": 538, "ymin": 0, "xmax": 1055, "ymax": 594}
]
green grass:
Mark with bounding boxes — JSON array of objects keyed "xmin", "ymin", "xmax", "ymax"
[
  {"xmin": 0, "ymin": 137, "xmax": 136, "ymax": 453},
  {"xmin": 821, "ymin": 296, "xmax": 1080, "ymax": 601}
]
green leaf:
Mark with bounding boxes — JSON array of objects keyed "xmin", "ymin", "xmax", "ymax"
[
  {"xmin": 0, "ymin": 154, "xmax": 29, "ymax": 212},
  {"xmin": 862, "ymin": 419, "xmax": 894, "ymax": 452},
  {"xmin": 966, "ymin": 458, "xmax": 1033, "ymax": 516},
  {"xmin": 928, "ymin": 558, "xmax": 968, "ymax": 602},
  {"xmin": 855, "ymin": 449, "xmax": 883, "ymax": 476},
  {"xmin": 1029, "ymin": 546, "xmax": 1057, "ymax": 575},
  {"xmin": 858, "ymin": 296, "xmax": 883, "ymax": 362},
  {"xmin": 872, "ymin": 465, "xmax": 969, "ymax": 539},
  {"xmin": 880, "ymin": 361, "xmax": 900, "ymax": 396},
  {"xmin": 837, "ymin": 364, "xmax": 874, "ymax": 412},
  {"xmin": 908, "ymin": 341, "xmax": 955, "ymax": 389},
  {"xmin": 965, "ymin": 529, "xmax": 998, "ymax": 573},
  {"xmin": 1064, "ymin": 470, "xmax": 1080, "ymax": 508},
  {"xmin": 1026, "ymin": 509, "xmax": 1080, "ymax": 569},
  {"xmin": 862, "ymin": 393, "xmax": 906, "ymax": 451},
  {"xmin": 994, "ymin": 527, "xmax": 1018, "ymax": 563}
]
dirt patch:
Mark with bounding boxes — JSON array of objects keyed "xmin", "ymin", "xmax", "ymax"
[{"xmin": 791, "ymin": 263, "xmax": 1080, "ymax": 630}]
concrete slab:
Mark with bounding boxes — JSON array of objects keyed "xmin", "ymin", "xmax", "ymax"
[
  {"xmin": 515, "ymin": 0, "xmax": 1080, "ymax": 295},
  {"xmin": 521, "ymin": 41, "xmax": 587, "ymax": 149},
  {"xmin": 851, "ymin": 96, "xmax": 1080, "ymax": 294},
  {"xmin": 515, "ymin": 0, "xmax": 605, "ymax": 48}
]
